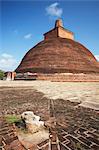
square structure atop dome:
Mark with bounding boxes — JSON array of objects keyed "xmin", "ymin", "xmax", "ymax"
[{"xmin": 44, "ymin": 19, "xmax": 74, "ymax": 40}]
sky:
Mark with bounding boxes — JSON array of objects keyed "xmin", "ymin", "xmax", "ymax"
[{"xmin": 1, "ymin": 0, "xmax": 99, "ymax": 71}]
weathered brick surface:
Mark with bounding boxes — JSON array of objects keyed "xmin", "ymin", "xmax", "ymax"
[
  {"xmin": 37, "ymin": 73, "xmax": 99, "ymax": 82},
  {"xmin": 0, "ymin": 117, "xmax": 25, "ymax": 150},
  {"xmin": 0, "ymin": 88, "xmax": 99, "ymax": 150},
  {"xmin": 15, "ymin": 37, "xmax": 99, "ymax": 75}
]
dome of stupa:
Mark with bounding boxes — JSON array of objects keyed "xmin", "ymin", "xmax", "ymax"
[{"xmin": 16, "ymin": 19, "xmax": 99, "ymax": 74}]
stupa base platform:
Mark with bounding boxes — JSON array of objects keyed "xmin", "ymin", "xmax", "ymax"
[{"xmin": 15, "ymin": 73, "xmax": 99, "ymax": 82}]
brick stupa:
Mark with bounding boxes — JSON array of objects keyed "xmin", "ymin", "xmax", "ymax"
[{"xmin": 15, "ymin": 19, "xmax": 99, "ymax": 81}]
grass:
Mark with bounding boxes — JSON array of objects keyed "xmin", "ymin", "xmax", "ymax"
[{"xmin": 5, "ymin": 115, "xmax": 21, "ymax": 124}]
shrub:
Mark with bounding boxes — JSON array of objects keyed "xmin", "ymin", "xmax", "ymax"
[{"xmin": 0, "ymin": 70, "xmax": 4, "ymax": 80}]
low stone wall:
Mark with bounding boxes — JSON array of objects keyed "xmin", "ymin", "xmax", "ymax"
[{"xmin": 37, "ymin": 73, "xmax": 99, "ymax": 82}]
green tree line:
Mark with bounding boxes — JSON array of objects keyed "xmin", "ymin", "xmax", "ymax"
[{"xmin": 0, "ymin": 70, "xmax": 5, "ymax": 80}]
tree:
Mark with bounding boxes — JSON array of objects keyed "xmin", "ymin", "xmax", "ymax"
[{"xmin": 0, "ymin": 70, "xmax": 5, "ymax": 80}]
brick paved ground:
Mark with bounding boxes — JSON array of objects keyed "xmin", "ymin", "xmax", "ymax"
[{"xmin": 0, "ymin": 87, "xmax": 99, "ymax": 150}]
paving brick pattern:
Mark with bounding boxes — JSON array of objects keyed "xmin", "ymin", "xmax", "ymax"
[{"xmin": 0, "ymin": 88, "xmax": 99, "ymax": 150}]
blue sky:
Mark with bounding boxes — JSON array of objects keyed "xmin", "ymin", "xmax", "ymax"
[{"xmin": 1, "ymin": 0, "xmax": 99, "ymax": 71}]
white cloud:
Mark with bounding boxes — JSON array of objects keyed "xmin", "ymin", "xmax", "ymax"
[
  {"xmin": 46, "ymin": 2, "xmax": 63, "ymax": 17},
  {"xmin": 24, "ymin": 33, "xmax": 32, "ymax": 39},
  {"xmin": 0, "ymin": 53, "xmax": 17, "ymax": 71},
  {"xmin": 95, "ymin": 55, "xmax": 99, "ymax": 61}
]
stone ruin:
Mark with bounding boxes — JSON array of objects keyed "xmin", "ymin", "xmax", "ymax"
[
  {"xmin": 15, "ymin": 111, "xmax": 49, "ymax": 149},
  {"xmin": 4, "ymin": 72, "xmax": 16, "ymax": 81}
]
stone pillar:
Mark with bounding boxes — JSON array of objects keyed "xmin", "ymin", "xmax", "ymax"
[{"xmin": 11, "ymin": 72, "xmax": 16, "ymax": 80}]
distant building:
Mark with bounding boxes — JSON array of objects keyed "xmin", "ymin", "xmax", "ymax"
[
  {"xmin": 4, "ymin": 72, "xmax": 16, "ymax": 81},
  {"xmin": 15, "ymin": 19, "xmax": 99, "ymax": 81}
]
